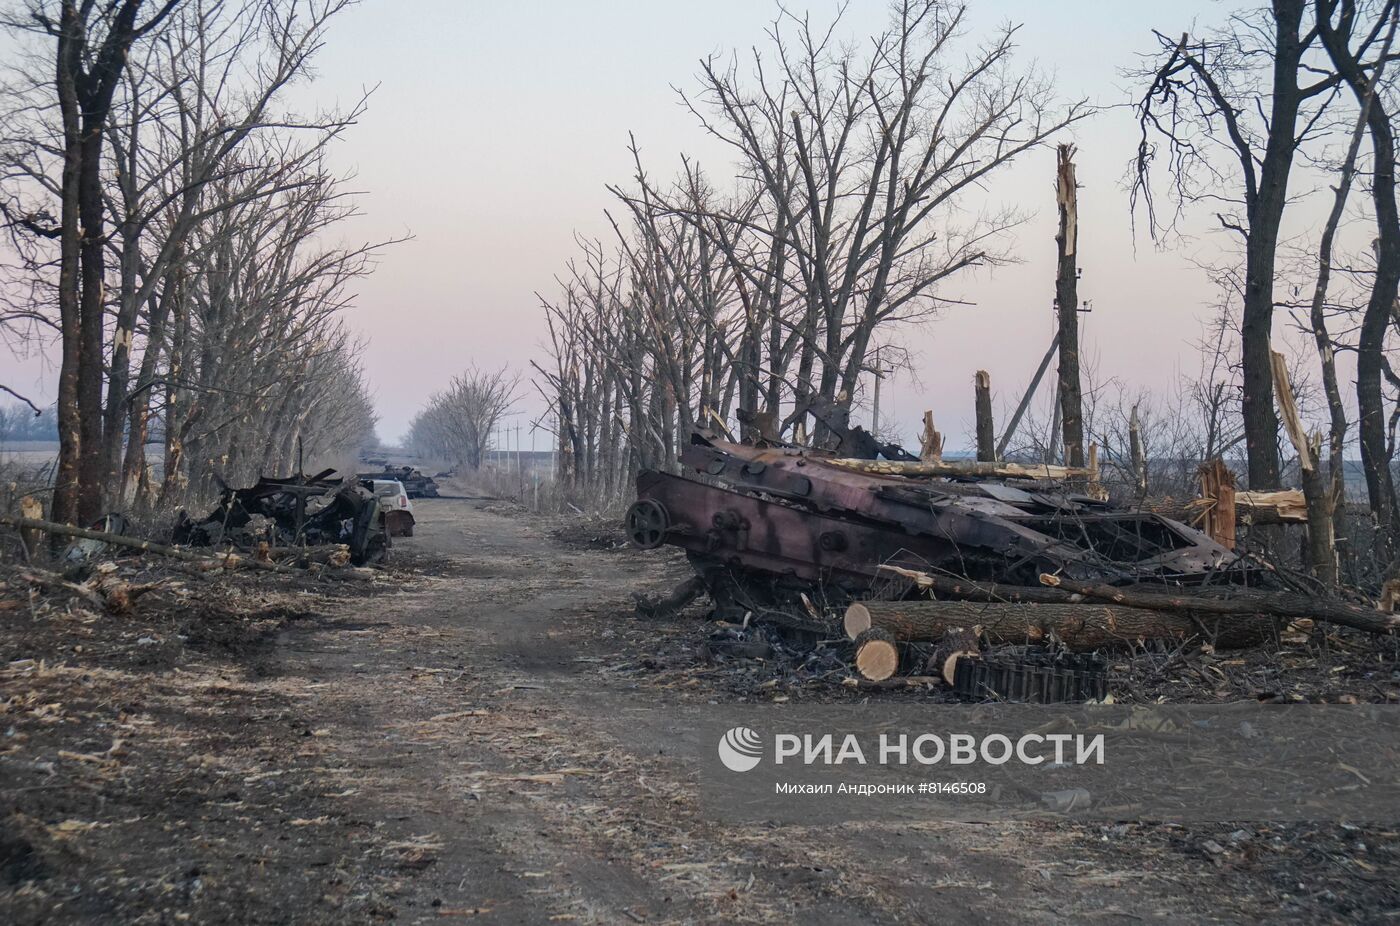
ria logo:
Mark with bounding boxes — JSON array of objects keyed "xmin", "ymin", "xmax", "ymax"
[{"xmin": 718, "ymin": 726, "xmax": 763, "ymax": 772}]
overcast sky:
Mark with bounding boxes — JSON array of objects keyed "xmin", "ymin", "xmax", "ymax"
[{"xmin": 4, "ymin": 0, "xmax": 1247, "ymax": 449}]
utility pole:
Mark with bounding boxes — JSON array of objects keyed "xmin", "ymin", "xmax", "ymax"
[{"xmin": 870, "ymin": 347, "xmax": 883, "ymax": 439}]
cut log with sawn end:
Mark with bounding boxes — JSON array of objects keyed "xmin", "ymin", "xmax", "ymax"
[{"xmin": 853, "ymin": 627, "xmax": 901, "ymax": 681}]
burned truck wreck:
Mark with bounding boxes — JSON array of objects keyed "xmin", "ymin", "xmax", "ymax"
[{"xmin": 625, "ymin": 431, "xmax": 1248, "ymax": 628}]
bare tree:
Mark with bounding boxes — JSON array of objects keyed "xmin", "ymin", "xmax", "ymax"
[
  {"xmin": 409, "ymin": 367, "xmax": 521, "ymax": 470},
  {"xmin": 1315, "ymin": 0, "xmax": 1400, "ymax": 552},
  {"xmin": 1, "ymin": 0, "xmax": 180, "ymax": 524},
  {"xmin": 652, "ymin": 0, "xmax": 1090, "ymax": 443},
  {"xmin": 1132, "ymin": 2, "xmax": 1341, "ymax": 492},
  {"xmin": 0, "ymin": 0, "xmax": 388, "ymax": 516},
  {"xmin": 537, "ymin": 0, "xmax": 1091, "ymax": 509}
]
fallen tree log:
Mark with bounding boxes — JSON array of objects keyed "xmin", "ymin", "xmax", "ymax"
[
  {"xmin": 844, "ymin": 600, "xmax": 1272, "ymax": 651},
  {"xmin": 853, "ymin": 627, "xmax": 901, "ymax": 681},
  {"xmin": 879, "ymin": 563, "xmax": 1400, "ymax": 638},
  {"xmin": 0, "ymin": 515, "xmax": 300, "ymax": 575},
  {"xmin": 1039, "ymin": 573, "xmax": 1400, "ymax": 637},
  {"xmin": 879, "ymin": 564, "xmax": 1090, "ymax": 605},
  {"xmin": 825, "ymin": 457, "xmax": 1093, "ymax": 481},
  {"xmin": 842, "ymin": 675, "xmax": 942, "ymax": 691}
]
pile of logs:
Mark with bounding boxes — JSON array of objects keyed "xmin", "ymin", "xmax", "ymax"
[{"xmin": 839, "ymin": 563, "xmax": 1400, "ymax": 683}]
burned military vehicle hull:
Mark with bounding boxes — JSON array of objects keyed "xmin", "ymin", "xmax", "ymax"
[{"xmin": 625, "ymin": 433, "xmax": 1247, "ymax": 621}]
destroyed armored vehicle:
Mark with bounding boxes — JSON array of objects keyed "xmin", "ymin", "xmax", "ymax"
[
  {"xmin": 173, "ymin": 469, "xmax": 389, "ymax": 565},
  {"xmin": 357, "ymin": 465, "xmax": 440, "ymax": 499},
  {"xmin": 625, "ymin": 431, "xmax": 1249, "ymax": 623}
]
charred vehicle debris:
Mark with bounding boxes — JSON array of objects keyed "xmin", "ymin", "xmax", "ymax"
[
  {"xmin": 624, "ymin": 429, "xmax": 1281, "ymax": 701},
  {"xmin": 174, "ymin": 469, "xmax": 391, "ymax": 565}
]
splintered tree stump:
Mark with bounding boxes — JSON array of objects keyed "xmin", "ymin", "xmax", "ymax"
[
  {"xmin": 927, "ymin": 627, "xmax": 981, "ymax": 685},
  {"xmin": 18, "ymin": 497, "xmax": 42, "ymax": 558},
  {"xmin": 844, "ymin": 600, "xmax": 1272, "ymax": 651},
  {"xmin": 853, "ymin": 627, "xmax": 901, "ymax": 681}
]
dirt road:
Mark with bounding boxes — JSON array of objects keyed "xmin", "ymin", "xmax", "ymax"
[
  {"xmin": 8, "ymin": 497, "xmax": 1389, "ymax": 924},
  {"xmin": 253, "ymin": 497, "xmax": 1387, "ymax": 925}
]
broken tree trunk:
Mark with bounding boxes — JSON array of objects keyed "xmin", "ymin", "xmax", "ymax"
[
  {"xmin": 974, "ymin": 370, "xmax": 996, "ymax": 462},
  {"xmin": 879, "ymin": 564, "xmax": 1098, "ymax": 605},
  {"xmin": 1198, "ymin": 459, "xmax": 1238, "ymax": 549},
  {"xmin": 826, "ymin": 457, "xmax": 1094, "ymax": 481},
  {"xmin": 1173, "ymin": 489, "xmax": 1306, "ymax": 527},
  {"xmin": 1055, "ymin": 143, "xmax": 1085, "ymax": 470},
  {"xmin": 17, "ymin": 496, "xmax": 42, "ymax": 559},
  {"xmin": 1271, "ymin": 349, "xmax": 1337, "ymax": 585},
  {"xmin": 1236, "ymin": 490, "xmax": 1309, "ymax": 524},
  {"xmin": 1039, "ymin": 573, "xmax": 1400, "ymax": 637},
  {"xmin": 919, "ymin": 410, "xmax": 944, "ymax": 463},
  {"xmin": 634, "ymin": 575, "xmax": 705, "ymax": 618},
  {"xmin": 1129, "ymin": 405, "xmax": 1147, "ymax": 495},
  {"xmin": 843, "ymin": 675, "xmax": 942, "ymax": 691},
  {"xmin": 853, "ymin": 627, "xmax": 901, "ymax": 681},
  {"xmin": 844, "ymin": 599, "xmax": 1270, "ymax": 651}
]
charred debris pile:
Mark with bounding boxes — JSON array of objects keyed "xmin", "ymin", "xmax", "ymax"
[
  {"xmin": 4, "ymin": 469, "xmax": 394, "ymax": 583},
  {"xmin": 173, "ymin": 469, "xmax": 389, "ymax": 567},
  {"xmin": 624, "ymin": 429, "xmax": 1400, "ymax": 701}
]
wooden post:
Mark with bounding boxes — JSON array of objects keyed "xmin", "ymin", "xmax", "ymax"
[
  {"xmin": 870, "ymin": 348, "xmax": 883, "ymax": 440},
  {"xmin": 974, "ymin": 370, "xmax": 995, "ymax": 462},
  {"xmin": 1198, "ymin": 458, "xmax": 1238, "ymax": 550},
  {"xmin": 1055, "ymin": 143, "xmax": 1086, "ymax": 470}
]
